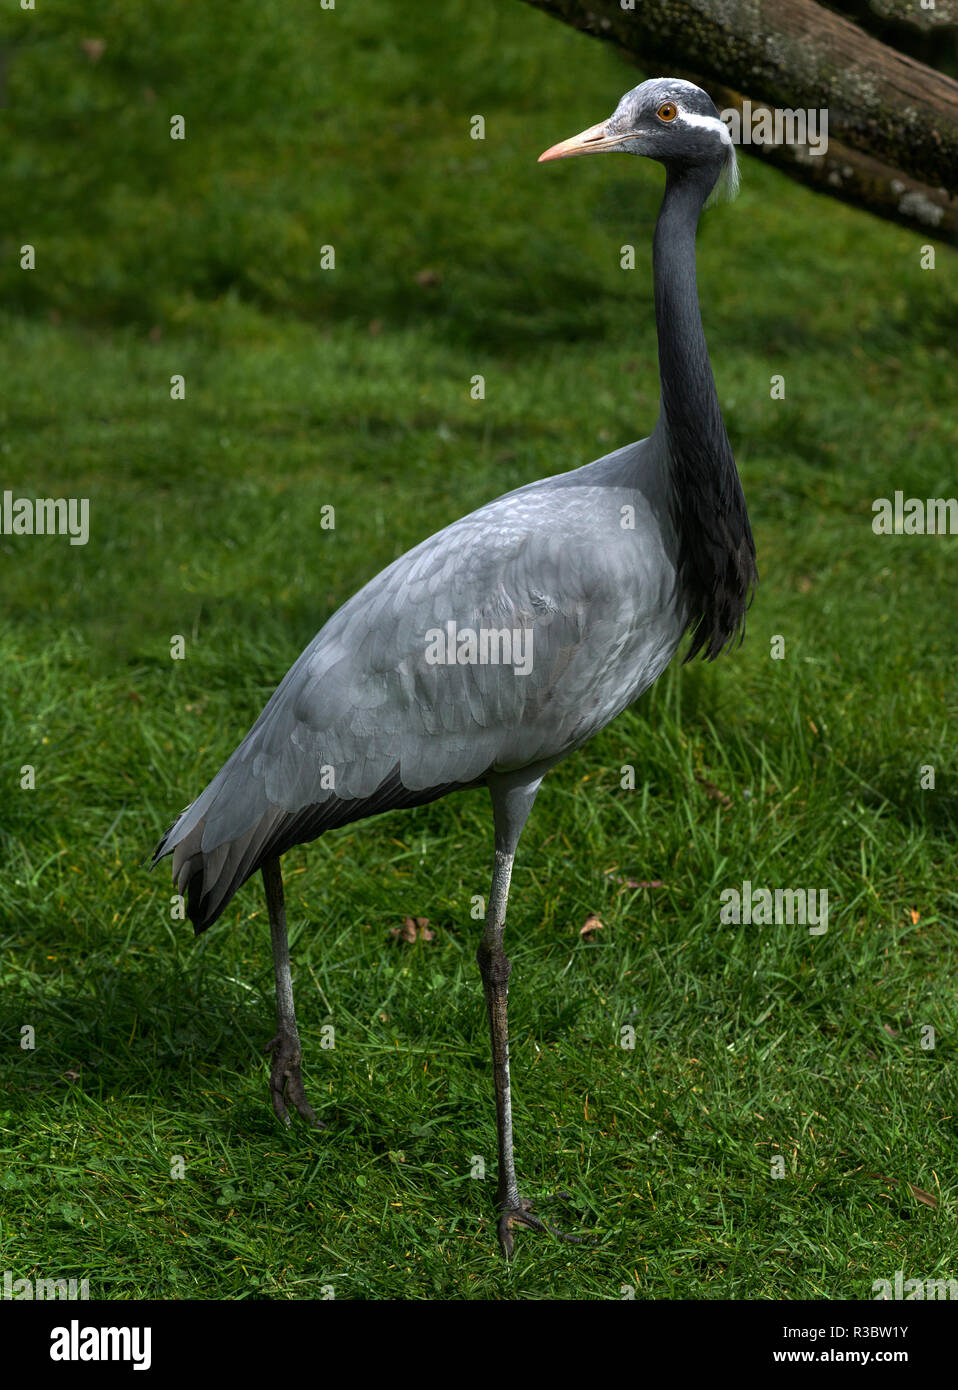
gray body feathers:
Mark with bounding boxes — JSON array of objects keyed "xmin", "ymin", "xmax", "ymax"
[{"xmin": 153, "ymin": 432, "xmax": 688, "ymax": 931}]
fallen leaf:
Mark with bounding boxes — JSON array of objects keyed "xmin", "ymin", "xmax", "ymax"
[
  {"xmin": 694, "ymin": 773, "xmax": 732, "ymax": 808},
  {"xmin": 908, "ymin": 1184, "xmax": 938, "ymax": 1209},
  {"xmin": 580, "ymin": 913, "xmax": 603, "ymax": 938},
  {"xmin": 389, "ymin": 916, "xmax": 434, "ymax": 944},
  {"xmin": 909, "ymin": 908, "xmax": 920, "ymax": 925},
  {"xmin": 867, "ymin": 1173, "xmax": 938, "ymax": 1209}
]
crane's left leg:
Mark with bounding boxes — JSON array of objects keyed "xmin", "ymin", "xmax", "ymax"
[
  {"xmin": 481, "ymin": 777, "xmax": 582, "ymax": 1258},
  {"xmin": 262, "ymin": 856, "xmax": 323, "ymax": 1128}
]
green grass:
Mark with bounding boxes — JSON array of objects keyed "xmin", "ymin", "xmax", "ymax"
[{"xmin": 0, "ymin": 0, "xmax": 956, "ymax": 1300}]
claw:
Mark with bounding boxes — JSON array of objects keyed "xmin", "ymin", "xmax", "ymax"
[
  {"xmin": 495, "ymin": 1195, "xmax": 588, "ymax": 1259},
  {"xmin": 265, "ymin": 1032, "xmax": 324, "ymax": 1129}
]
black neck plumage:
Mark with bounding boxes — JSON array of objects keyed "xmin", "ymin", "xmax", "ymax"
[{"xmin": 652, "ymin": 162, "xmax": 757, "ymax": 661}]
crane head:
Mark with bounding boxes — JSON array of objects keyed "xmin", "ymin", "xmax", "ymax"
[{"xmin": 538, "ymin": 77, "xmax": 739, "ymax": 202}]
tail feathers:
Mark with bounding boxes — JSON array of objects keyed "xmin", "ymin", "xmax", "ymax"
[
  {"xmin": 152, "ymin": 765, "xmax": 472, "ymax": 935},
  {"xmin": 177, "ymin": 817, "xmax": 276, "ymax": 932},
  {"xmin": 154, "ymin": 803, "xmax": 295, "ymax": 935}
]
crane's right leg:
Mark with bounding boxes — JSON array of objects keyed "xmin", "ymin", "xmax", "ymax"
[
  {"xmin": 480, "ymin": 776, "xmax": 582, "ymax": 1257},
  {"xmin": 262, "ymin": 856, "xmax": 322, "ymax": 1128}
]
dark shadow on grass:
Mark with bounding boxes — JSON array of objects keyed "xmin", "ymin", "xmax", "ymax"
[
  {"xmin": 857, "ymin": 774, "xmax": 958, "ymax": 837},
  {"xmin": 0, "ymin": 960, "xmax": 267, "ymax": 1099}
]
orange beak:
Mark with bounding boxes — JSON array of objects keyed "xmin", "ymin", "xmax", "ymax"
[{"xmin": 538, "ymin": 119, "xmax": 632, "ymax": 162}]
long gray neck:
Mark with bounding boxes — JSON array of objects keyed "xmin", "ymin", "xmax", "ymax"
[
  {"xmin": 651, "ymin": 162, "xmax": 756, "ymax": 661},
  {"xmin": 653, "ymin": 167, "xmax": 727, "ymax": 475}
]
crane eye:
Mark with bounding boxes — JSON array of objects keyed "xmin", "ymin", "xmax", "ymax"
[{"xmin": 657, "ymin": 102, "xmax": 678, "ymax": 123}]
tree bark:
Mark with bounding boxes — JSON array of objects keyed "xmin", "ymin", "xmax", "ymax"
[
  {"xmin": 851, "ymin": 0, "xmax": 958, "ymax": 32},
  {"xmin": 520, "ymin": 0, "xmax": 958, "ymax": 241}
]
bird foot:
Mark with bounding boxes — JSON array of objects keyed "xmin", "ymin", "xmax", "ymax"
[
  {"xmin": 265, "ymin": 1032, "xmax": 324, "ymax": 1129},
  {"xmin": 496, "ymin": 1194, "xmax": 589, "ymax": 1259}
]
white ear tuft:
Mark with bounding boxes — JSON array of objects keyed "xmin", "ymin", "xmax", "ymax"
[{"xmin": 707, "ymin": 142, "xmax": 740, "ymax": 208}]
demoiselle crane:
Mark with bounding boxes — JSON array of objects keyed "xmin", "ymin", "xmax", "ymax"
[{"xmin": 154, "ymin": 78, "xmax": 757, "ymax": 1258}]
